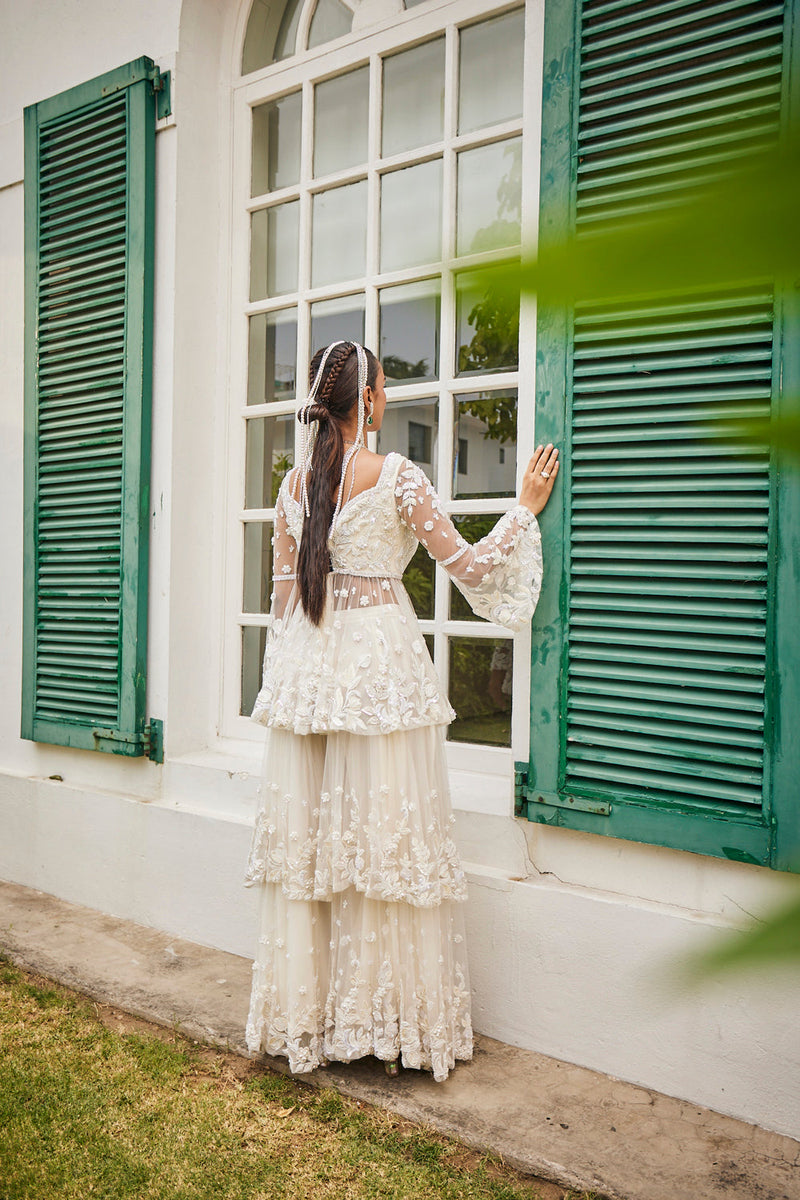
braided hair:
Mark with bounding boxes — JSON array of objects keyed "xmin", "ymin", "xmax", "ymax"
[{"xmin": 297, "ymin": 342, "xmax": 380, "ymax": 625}]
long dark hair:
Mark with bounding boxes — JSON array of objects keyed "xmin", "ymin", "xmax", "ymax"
[{"xmin": 297, "ymin": 342, "xmax": 380, "ymax": 625}]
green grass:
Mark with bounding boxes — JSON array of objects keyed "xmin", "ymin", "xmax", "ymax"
[{"xmin": 0, "ymin": 956, "xmax": 600, "ymax": 1200}]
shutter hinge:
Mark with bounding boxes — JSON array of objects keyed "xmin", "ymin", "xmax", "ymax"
[
  {"xmin": 143, "ymin": 719, "xmax": 164, "ymax": 764},
  {"xmin": 514, "ymin": 761, "xmax": 528, "ymax": 817},
  {"xmin": 90, "ymin": 720, "xmax": 163, "ymax": 762},
  {"xmin": 529, "ymin": 790, "xmax": 611, "ymax": 816},
  {"xmin": 147, "ymin": 67, "xmax": 172, "ymax": 120}
]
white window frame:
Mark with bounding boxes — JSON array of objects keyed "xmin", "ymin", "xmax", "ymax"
[{"xmin": 222, "ymin": 0, "xmax": 544, "ymax": 797}]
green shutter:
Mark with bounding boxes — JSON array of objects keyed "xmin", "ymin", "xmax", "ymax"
[
  {"xmin": 523, "ymin": 0, "xmax": 800, "ymax": 869},
  {"xmin": 22, "ymin": 59, "xmax": 163, "ymax": 757}
]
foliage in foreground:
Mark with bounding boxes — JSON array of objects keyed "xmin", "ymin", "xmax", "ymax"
[{"xmin": 0, "ymin": 957, "xmax": 596, "ymax": 1200}]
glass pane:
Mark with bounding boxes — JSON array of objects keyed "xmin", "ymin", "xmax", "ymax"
[
  {"xmin": 243, "ymin": 521, "xmax": 274, "ymax": 614},
  {"xmin": 241, "ymin": 625, "xmax": 268, "ymax": 715},
  {"xmin": 403, "ymin": 542, "xmax": 435, "ymax": 620},
  {"xmin": 250, "ymin": 202, "xmax": 299, "ymax": 300},
  {"xmin": 382, "ymin": 38, "xmax": 445, "ymax": 157},
  {"xmin": 377, "ymin": 396, "xmax": 438, "ymax": 483},
  {"xmin": 459, "ymin": 9, "xmax": 525, "ymax": 134},
  {"xmin": 423, "ymin": 633, "xmax": 434, "ymax": 658},
  {"xmin": 449, "ymin": 514, "xmax": 504, "ymax": 621},
  {"xmin": 314, "ymin": 67, "xmax": 369, "ymax": 177},
  {"xmin": 457, "ymin": 138, "xmax": 522, "ymax": 255},
  {"xmin": 456, "ymin": 268, "xmax": 519, "ymax": 374},
  {"xmin": 379, "ymin": 280, "xmax": 440, "ymax": 385},
  {"xmin": 251, "ymin": 92, "xmax": 302, "ymax": 196},
  {"xmin": 310, "ymin": 294, "xmax": 365, "ymax": 355},
  {"xmin": 308, "ymin": 0, "xmax": 353, "ymax": 50},
  {"xmin": 448, "ymin": 636, "xmax": 513, "ymax": 745},
  {"xmin": 312, "ymin": 182, "xmax": 367, "ymax": 286},
  {"xmin": 453, "ymin": 390, "xmax": 517, "ymax": 499},
  {"xmin": 245, "ymin": 413, "xmax": 295, "ymax": 508},
  {"xmin": 248, "ymin": 309, "xmax": 297, "ymax": 405},
  {"xmin": 380, "ymin": 160, "xmax": 442, "ymax": 272},
  {"xmin": 242, "ymin": 0, "xmax": 303, "ymax": 73}
]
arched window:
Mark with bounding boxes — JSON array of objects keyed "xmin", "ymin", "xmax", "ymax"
[
  {"xmin": 242, "ymin": 0, "xmax": 432, "ymax": 74},
  {"xmin": 230, "ymin": 0, "xmax": 535, "ymax": 781}
]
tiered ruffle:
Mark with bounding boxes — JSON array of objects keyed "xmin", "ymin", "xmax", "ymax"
[{"xmin": 244, "ymin": 724, "xmax": 473, "ymax": 1081}]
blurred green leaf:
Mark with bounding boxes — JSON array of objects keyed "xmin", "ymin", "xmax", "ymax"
[
  {"xmin": 680, "ymin": 891, "xmax": 800, "ymax": 983},
  {"xmin": 519, "ymin": 138, "xmax": 800, "ymax": 307}
]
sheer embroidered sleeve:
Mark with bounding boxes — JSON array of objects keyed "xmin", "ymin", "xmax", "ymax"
[
  {"xmin": 270, "ymin": 470, "xmax": 299, "ymax": 623},
  {"xmin": 394, "ymin": 456, "xmax": 543, "ymax": 631}
]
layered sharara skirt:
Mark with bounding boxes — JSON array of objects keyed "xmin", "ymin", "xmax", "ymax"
[{"xmin": 243, "ymin": 721, "xmax": 473, "ymax": 1081}]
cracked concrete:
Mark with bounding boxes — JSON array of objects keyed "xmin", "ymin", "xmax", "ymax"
[{"xmin": 1, "ymin": 878, "xmax": 798, "ymax": 1200}]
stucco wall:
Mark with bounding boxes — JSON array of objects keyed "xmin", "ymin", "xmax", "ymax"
[{"xmin": 0, "ymin": 0, "xmax": 797, "ymax": 1142}]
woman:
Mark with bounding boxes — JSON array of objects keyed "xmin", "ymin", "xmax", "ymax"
[{"xmin": 244, "ymin": 340, "xmax": 558, "ymax": 1082}]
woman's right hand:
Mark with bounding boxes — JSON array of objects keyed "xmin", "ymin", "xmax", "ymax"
[{"xmin": 518, "ymin": 444, "xmax": 559, "ymax": 515}]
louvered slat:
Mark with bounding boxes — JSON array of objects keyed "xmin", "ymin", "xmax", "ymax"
[{"xmin": 32, "ymin": 94, "xmax": 128, "ymax": 727}]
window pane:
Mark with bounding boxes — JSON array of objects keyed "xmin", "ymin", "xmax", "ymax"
[
  {"xmin": 448, "ymin": 636, "xmax": 513, "ymax": 745},
  {"xmin": 250, "ymin": 202, "xmax": 299, "ymax": 299},
  {"xmin": 251, "ymin": 92, "xmax": 302, "ymax": 196},
  {"xmin": 377, "ymin": 396, "xmax": 438, "ymax": 484},
  {"xmin": 379, "ymin": 280, "xmax": 440, "ymax": 385},
  {"xmin": 242, "ymin": 0, "xmax": 303, "ymax": 73},
  {"xmin": 382, "ymin": 38, "xmax": 445, "ymax": 157},
  {"xmin": 457, "ymin": 138, "xmax": 522, "ymax": 256},
  {"xmin": 449, "ymin": 514, "xmax": 506, "ymax": 621},
  {"xmin": 248, "ymin": 309, "xmax": 297, "ymax": 405},
  {"xmin": 455, "ymin": 268, "xmax": 519, "ymax": 374},
  {"xmin": 310, "ymin": 294, "xmax": 365, "ymax": 354},
  {"xmin": 314, "ymin": 68, "xmax": 369, "ymax": 177},
  {"xmin": 245, "ymin": 413, "xmax": 295, "ymax": 508},
  {"xmin": 308, "ymin": 0, "xmax": 353, "ymax": 50},
  {"xmin": 241, "ymin": 625, "xmax": 267, "ymax": 715},
  {"xmin": 243, "ymin": 521, "xmax": 274, "ymax": 614},
  {"xmin": 312, "ymin": 182, "xmax": 367, "ymax": 286},
  {"xmin": 381, "ymin": 160, "xmax": 442, "ymax": 272},
  {"xmin": 459, "ymin": 10, "xmax": 525, "ymax": 134},
  {"xmin": 403, "ymin": 542, "xmax": 435, "ymax": 620},
  {"xmin": 453, "ymin": 390, "xmax": 517, "ymax": 499}
]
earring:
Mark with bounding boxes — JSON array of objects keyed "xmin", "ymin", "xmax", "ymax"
[{"xmin": 367, "ymin": 413, "xmax": 373, "ymax": 425}]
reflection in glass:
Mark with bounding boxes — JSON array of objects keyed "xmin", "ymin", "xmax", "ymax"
[
  {"xmin": 457, "ymin": 138, "xmax": 522, "ymax": 255},
  {"xmin": 447, "ymin": 636, "xmax": 513, "ymax": 745},
  {"xmin": 453, "ymin": 390, "xmax": 517, "ymax": 499},
  {"xmin": 381, "ymin": 160, "xmax": 442, "ymax": 272},
  {"xmin": 403, "ymin": 542, "xmax": 435, "ymax": 620},
  {"xmin": 250, "ymin": 202, "xmax": 300, "ymax": 299},
  {"xmin": 449, "ymin": 514, "xmax": 504, "ymax": 621},
  {"xmin": 310, "ymin": 294, "xmax": 365, "ymax": 355},
  {"xmin": 241, "ymin": 625, "xmax": 268, "ymax": 715},
  {"xmin": 248, "ymin": 309, "xmax": 297, "ymax": 405},
  {"xmin": 382, "ymin": 38, "xmax": 445, "ymax": 157},
  {"xmin": 379, "ymin": 280, "xmax": 439, "ymax": 385},
  {"xmin": 245, "ymin": 413, "xmax": 295, "ymax": 508},
  {"xmin": 455, "ymin": 268, "xmax": 519, "ymax": 374},
  {"xmin": 459, "ymin": 9, "xmax": 525, "ymax": 134},
  {"xmin": 314, "ymin": 68, "xmax": 369, "ymax": 177},
  {"xmin": 243, "ymin": 521, "xmax": 274, "ymax": 614},
  {"xmin": 312, "ymin": 182, "xmax": 367, "ymax": 286},
  {"xmin": 251, "ymin": 92, "xmax": 302, "ymax": 196},
  {"xmin": 376, "ymin": 396, "xmax": 438, "ymax": 484},
  {"xmin": 242, "ymin": 0, "xmax": 303, "ymax": 73},
  {"xmin": 308, "ymin": 0, "xmax": 353, "ymax": 49}
]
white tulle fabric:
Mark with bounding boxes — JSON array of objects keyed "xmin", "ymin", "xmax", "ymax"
[
  {"xmin": 245, "ymin": 451, "xmax": 543, "ymax": 1081},
  {"xmin": 250, "ymin": 452, "xmax": 543, "ymax": 735}
]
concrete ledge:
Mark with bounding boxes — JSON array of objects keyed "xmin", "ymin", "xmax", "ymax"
[{"xmin": 1, "ymin": 879, "xmax": 797, "ymax": 1200}]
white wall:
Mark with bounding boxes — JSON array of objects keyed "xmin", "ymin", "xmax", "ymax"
[{"xmin": 0, "ymin": 0, "xmax": 798, "ymax": 1143}]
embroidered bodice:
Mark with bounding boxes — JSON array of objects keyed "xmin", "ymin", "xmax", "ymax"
[{"xmin": 250, "ymin": 450, "xmax": 543, "ymax": 735}]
